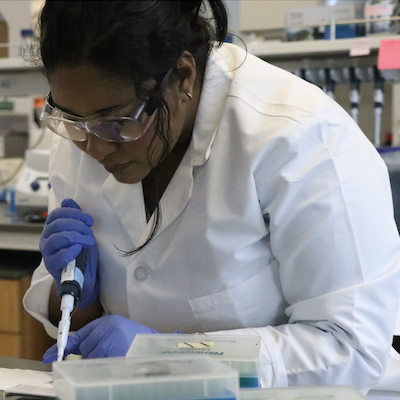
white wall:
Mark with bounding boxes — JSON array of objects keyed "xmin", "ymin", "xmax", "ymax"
[{"xmin": 224, "ymin": 1, "xmax": 241, "ymax": 34}]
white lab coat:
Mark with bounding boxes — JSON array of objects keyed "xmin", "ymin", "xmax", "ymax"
[{"xmin": 24, "ymin": 43, "xmax": 400, "ymax": 392}]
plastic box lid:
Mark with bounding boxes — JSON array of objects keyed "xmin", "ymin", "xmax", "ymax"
[
  {"xmin": 127, "ymin": 334, "xmax": 261, "ymax": 388},
  {"xmin": 239, "ymin": 386, "xmax": 367, "ymax": 400},
  {"xmin": 128, "ymin": 334, "xmax": 260, "ymax": 360},
  {"xmin": 52, "ymin": 355, "xmax": 240, "ymax": 400}
]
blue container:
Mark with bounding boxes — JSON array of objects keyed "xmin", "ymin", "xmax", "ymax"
[{"xmin": 324, "ymin": 24, "xmax": 357, "ymax": 39}]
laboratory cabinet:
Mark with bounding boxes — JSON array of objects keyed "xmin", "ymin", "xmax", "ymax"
[{"xmin": 0, "ymin": 249, "xmax": 54, "ymax": 360}]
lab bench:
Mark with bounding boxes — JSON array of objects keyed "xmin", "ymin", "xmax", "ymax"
[
  {"xmin": 0, "ymin": 202, "xmax": 54, "ymax": 361},
  {"xmin": 0, "ymin": 355, "xmax": 50, "ymax": 371},
  {"xmin": 0, "ymin": 202, "xmax": 42, "ymax": 251},
  {"xmin": 0, "ymin": 356, "xmax": 51, "ymax": 400}
]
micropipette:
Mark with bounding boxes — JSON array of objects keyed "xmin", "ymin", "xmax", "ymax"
[
  {"xmin": 57, "ymin": 249, "xmax": 88, "ymax": 362},
  {"xmin": 349, "ymin": 67, "xmax": 360, "ymax": 125},
  {"xmin": 374, "ymin": 68, "xmax": 385, "ymax": 148}
]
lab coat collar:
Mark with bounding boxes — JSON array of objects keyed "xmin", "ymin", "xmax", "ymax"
[{"xmin": 191, "ymin": 43, "xmax": 235, "ymax": 166}]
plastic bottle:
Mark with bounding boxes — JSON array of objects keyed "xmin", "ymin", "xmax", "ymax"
[{"xmin": 20, "ymin": 29, "xmax": 39, "ymax": 61}]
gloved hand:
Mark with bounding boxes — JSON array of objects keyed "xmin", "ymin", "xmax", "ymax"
[
  {"xmin": 42, "ymin": 314, "xmax": 158, "ymax": 363},
  {"xmin": 39, "ymin": 198, "xmax": 99, "ymax": 309}
]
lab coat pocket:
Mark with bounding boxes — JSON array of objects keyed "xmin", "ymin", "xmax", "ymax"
[{"xmin": 188, "ymin": 260, "xmax": 288, "ymax": 332}]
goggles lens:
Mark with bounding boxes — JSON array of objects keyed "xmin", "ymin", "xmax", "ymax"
[{"xmin": 40, "ymin": 98, "xmax": 154, "ymax": 143}]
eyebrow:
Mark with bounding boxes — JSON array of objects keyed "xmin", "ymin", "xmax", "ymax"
[{"xmin": 50, "ymin": 95, "xmax": 127, "ymax": 117}]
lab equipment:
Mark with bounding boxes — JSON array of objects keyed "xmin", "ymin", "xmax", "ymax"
[
  {"xmin": 57, "ymin": 248, "xmax": 88, "ymax": 362},
  {"xmin": 52, "ymin": 355, "xmax": 240, "ymax": 400},
  {"xmin": 365, "ymin": 0, "xmax": 397, "ymax": 35},
  {"xmin": 0, "ymin": 114, "xmax": 29, "ymax": 158},
  {"xmin": 374, "ymin": 67, "xmax": 385, "ymax": 147},
  {"xmin": 240, "ymin": 385, "xmax": 367, "ymax": 399},
  {"xmin": 15, "ymin": 148, "xmax": 50, "ymax": 221},
  {"xmin": 323, "ymin": 68, "xmax": 349, "ymax": 101},
  {"xmin": 127, "ymin": 334, "xmax": 261, "ymax": 388},
  {"xmin": 324, "ymin": 69, "xmax": 336, "ymax": 100},
  {"xmin": 0, "ymin": 158, "xmax": 21, "ymax": 202},
  {"xmin": 303, "ymin": 68, "xmax": 325, "ymax": 89},
  {"xmin": 350, "ymin": 67, "xmax": 361, "ymax": 124}
]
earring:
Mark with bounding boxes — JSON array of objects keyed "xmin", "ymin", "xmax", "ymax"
[{"xmin": 186, "ymin": 92, "xmax": 193, "ymax": 100}]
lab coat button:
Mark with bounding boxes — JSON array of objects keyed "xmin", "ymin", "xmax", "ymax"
[{"xmin": 134, "ymin": 266, "xmax": 149, "ymax": 281}]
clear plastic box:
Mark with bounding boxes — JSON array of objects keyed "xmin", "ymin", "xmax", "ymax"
[
  {"xmin": 127, "ymin": 334, "xmax": 260, "ymax": 388},
  {"xmin": 239, "ymin": 385, "xmax": 367, "ymax": 400},
  {"xmin": 52, "ymin": 355, "xmax": 240, "ymax": 400}
]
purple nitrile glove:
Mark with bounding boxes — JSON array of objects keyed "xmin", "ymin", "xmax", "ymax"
[
  {"xmin": 43, "ymin": 314, "xmax": 158, "ymax": 363},
  {"xmin": 39, "ymin": 198, "xmax": 99, "ymax": 309}
]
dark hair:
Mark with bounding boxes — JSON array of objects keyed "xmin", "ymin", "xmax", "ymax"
[{"xmin": 38, "ymin": 0, "xmax": 228, "ymax": 253}]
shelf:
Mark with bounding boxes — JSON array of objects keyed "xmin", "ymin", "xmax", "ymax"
[
  {"xmin": 248, "ymin": 34, "xmax": 400, "ymax": 59},
  {"xmin": 1, "ymin": 34, "xmax": 400, "ymax": 68},
  {"xmin": 0, "ymin": 56, "xmax": 42, "ymax": 71},
  {"xmin": 0, "ymin": 34, "xmax": 398, "ymax": 95},
  {"xmin": 244, "ymin": 34, "xmax": 400, "ymax": 77},
  {"xmin": 0, "ymin": 56, "xmax": 48, "ymax": 97}
]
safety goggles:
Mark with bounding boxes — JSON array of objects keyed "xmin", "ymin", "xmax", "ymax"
[
  {"xmin": 40, "ymin": 71, "xmax": 172, "ymax": 143},
  {"xmin": 40, "ymin": 94, "xmax": 157, "ymax": 143}
]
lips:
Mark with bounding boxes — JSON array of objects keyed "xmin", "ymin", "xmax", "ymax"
[{"xmin": 103, "ymin": 161, "xmax": 131, "ymax": 174}]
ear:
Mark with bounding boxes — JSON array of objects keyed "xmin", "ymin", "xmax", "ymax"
[{"xmin": 175, "ymin": 51, "xmax": 197, "ymax": 103}]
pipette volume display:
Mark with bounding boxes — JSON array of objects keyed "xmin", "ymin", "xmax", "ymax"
[{"xmin": 57, "ymin": 249, "xmax": 89, "ymax": 362}]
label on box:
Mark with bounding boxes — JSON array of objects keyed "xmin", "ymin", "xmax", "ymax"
[
  {"xmin": 350, "ymin": 39, "xmax": 371, "ymax": 57},
  {"xmin": 286, "ymin": 4, "xmax": 355, "ymax": 27},
  {"xmin": 365, "ymin": 4, "xmax": 395, "ymax": 18}
]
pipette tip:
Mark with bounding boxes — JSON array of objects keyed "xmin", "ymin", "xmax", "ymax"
[{"xmin": 57, "ymin": 347, "xmax": 65, "ymax": 362}]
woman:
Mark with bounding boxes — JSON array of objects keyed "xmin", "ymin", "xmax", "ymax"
[{"xmin": 23, "ymin": 0, "xmax": 400, "ymax": 392}]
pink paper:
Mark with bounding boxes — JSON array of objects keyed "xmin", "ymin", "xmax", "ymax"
[
  {"xmin": 378, "ymin": 39, "xmax": 400, "ymax": 70},
  {"xmin": 350, "ymin": 39, "xmax": 371, "ymax": 57}
]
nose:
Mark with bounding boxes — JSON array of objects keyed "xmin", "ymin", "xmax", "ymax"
[{"xmin": 85, "ymin": 132, "xmax": 117, "ymax": 161}]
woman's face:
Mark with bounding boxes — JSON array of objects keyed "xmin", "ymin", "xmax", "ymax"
[{"xmin": 49, "ymin": 64, "xmax": 186, "ymax": 184}]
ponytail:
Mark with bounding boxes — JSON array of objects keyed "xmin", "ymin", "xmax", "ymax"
[
  {"xmin": 179, "ymin": 0, "xmax": 227, "ymax": 45},
  {"xmin": 208, "ymin": 1, "xmax": 228, "ymax": 44}
]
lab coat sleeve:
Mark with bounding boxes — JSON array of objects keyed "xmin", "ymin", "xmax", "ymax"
[
  {"xmin": 209, "ymin": 110, "xmax": 400, "ymax": 393},
  {"xmin": 23, "ymin": 188, "xmax": 59, "ymax": 339}
]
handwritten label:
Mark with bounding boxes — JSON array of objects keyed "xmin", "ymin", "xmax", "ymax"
[{"xmin": 350, "ymin": 39, "xmax": 371, "ymax": 57}]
